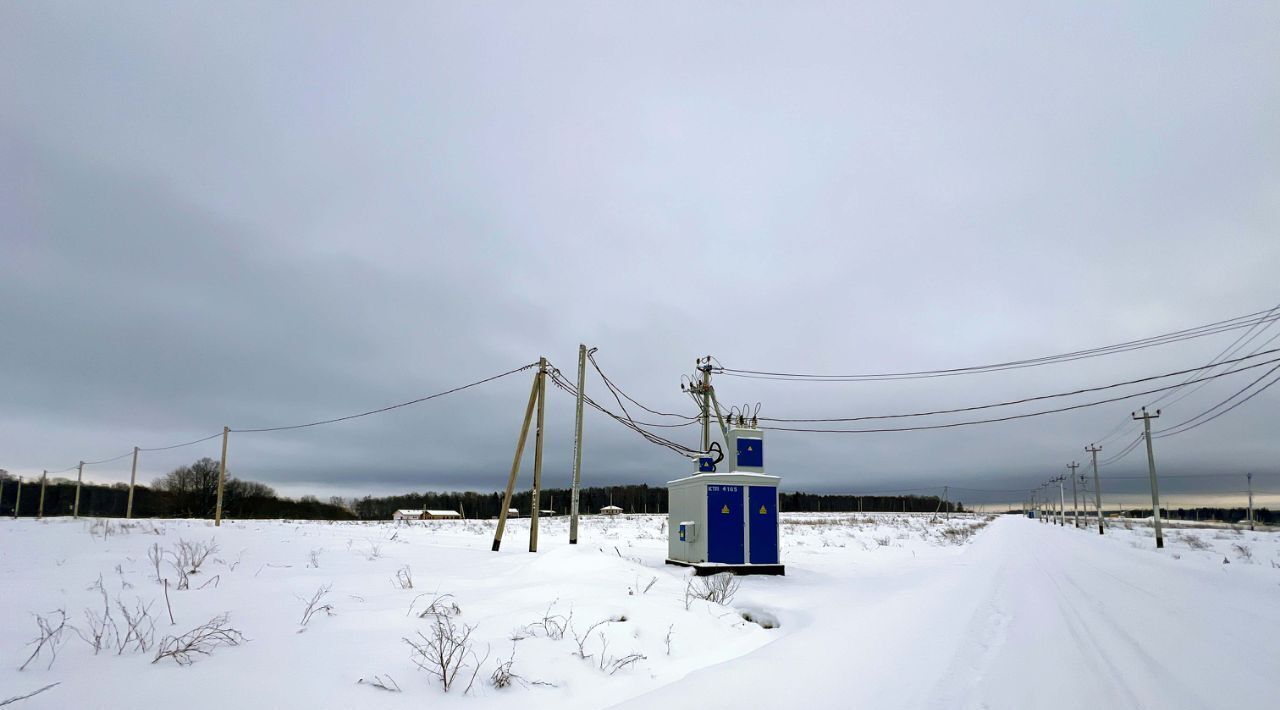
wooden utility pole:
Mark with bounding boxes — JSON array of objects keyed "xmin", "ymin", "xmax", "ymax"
[
  {"xmin": 1086, "ymin": 444, "xmax": 1104, "ymax": 535},
  {"xmin": 214, "ymin": 426, "xmax": 229, "ymax": 526},
  {"xmin": 493, "ymin": 366, "xmax": 540, "ymax": 552},
  {"xmin": 126, "ymin": 446, "xmax": 139, "ymax": 520},
  {"xmin": 1247, "ymin": 472, "xmax": 1254, "ymax": 532},
  {"xmin": 570, "ymin": 345, "xmax": 589, "ymax": 545},
  {"xmin": 1068, "ymin": 462, "xmax": 1080, "ymax": 528},
  {"xmin": 1132, "ymin": 407, "xmax": 1164, "ymax": 549},
  {"xmin": 529, "ymin": 357, "xmax": 547, "ymax": 553},
  {"xmin": 38, "ymin": 471, "xmax": 47, "ymax": 519},
  {"xmin": 74, "ymin": 461, "xmax": 84, "ymax": 518}
]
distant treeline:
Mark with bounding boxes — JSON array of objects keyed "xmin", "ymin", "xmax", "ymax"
[
  {"xmin": 1, "ymin": 472, "xmax": 966, "ymax": 521},
  {"xmin": 0, "ymin": 459, "xmax": 354, "ymax": 520},
  {"xmin": 1118, "ymin": 507, "xmax": 1275, "ymax": 525},
  {"xmin": 351, "ymin": 485, "xmax": 668, "ymax": 520},
  {"xmin": 780, "ymin": 492, "xmax": 961, "ymax": 514},
  {"xmin": 351, "ymin": 486, "xmax": 959, "ymax": 519}
]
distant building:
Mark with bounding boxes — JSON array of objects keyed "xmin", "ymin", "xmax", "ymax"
[
  {"xmin": 600, "ymin": 505, "xmax": 623, "ymax": 516},
  {"xmin": 508, "ymin": 508, "xmax": 520, "ymax": 518},
  {"xmin": 539, "ymin": 509, "xmax": 557, "ymax": 516},
  {"xmin": 392, "ymin": 509, "xmax": 424, "ymax": 520},
  {"xmin": 423, "ymin": 510, "xmax": 462, "ymax": 520}
]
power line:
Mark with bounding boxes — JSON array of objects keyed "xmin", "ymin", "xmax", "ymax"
[
  {"xmin": 1101, "ymin": 472, "xmax": 1280, "ymax": 480},
  {"xmin": 1098, "ymin": 435, "xmax": 1144, "ymax": 466},
  {"xmin": 82, "ymin": 450, "xmax": 135, "ymax": 466},
  {"xmin": 717, "ymin": 307, "xmax": 1280, "ymax": 382},
  {"xmin": 139, "ymin": 432, "xmax": 225, "ymax": 452},
  {"xmin": 546, "ymin": 366, "xmax": 701, "ymax": 458},
  {"xmin": 587, "ymin": 351, "xmax": 698, "ymax": 421},
  {"xmin": 231, "ymin": 363, "xmax": 539, "ymax": 433},
  {"xmin": 39, "ymin": 364, "xmax": 539, "ymax": 473},
  {"xmin": 1153, "ymin": 365, "xmax": 1280, "ymax": 439},
  {"xmin": 757, "ymin": 354, "xmax": 1280, "ymax": 434},
  {"xmin": 1151, "ymin": 303, "xmax": 1280, "ymax": 409},
  {"xmin": 756, "ymin": 348, "xmax": 1280, "ymax": 423},
  {"xmin": 1089, "ymin": 301, "xmax": 1280, "ymax": 447}
]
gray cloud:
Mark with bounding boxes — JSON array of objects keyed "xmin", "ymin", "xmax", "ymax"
[{"xmin": 2, "ymin": 2, "xmax": 1278, "ymax": 506}]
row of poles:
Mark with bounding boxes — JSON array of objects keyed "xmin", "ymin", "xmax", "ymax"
[
  {"xmin": 5, "ymin": 351, "xmax": 596, "ymax": 551},
  {"xmin": 2, "ymin": 445, "xmax": 145, "ymax": 521},
  {"xmin": 1030, "ymin": 407, "xmax": 1260, "ymax": 548}
]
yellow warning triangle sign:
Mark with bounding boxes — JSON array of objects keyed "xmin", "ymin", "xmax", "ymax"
[
  {"xmin": 721, "ymin": 505, "xmax": 730, "ymax": 514},
  {"xmin": 759, "ymin": 505, "xmax": 768, "ymax": 514}
]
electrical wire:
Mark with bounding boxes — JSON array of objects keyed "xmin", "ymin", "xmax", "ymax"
[
  {"xmin": 82, "ymin": 450, "xmax": 135, "ymax": 466},
  {"xmin": 231, "ymin": 363, "xmax": 539, "ymax": 433},
  {"xmin": 717, "ymin": 307, "xmax": 1280, "ymax": 382},
  {"xmin": 546, "ymin": 366, "xmax": 701, "ymax": 458},
  {"xmin": 757, "ymin": 354, "xmax": 1280, "ymax": 434},
  {"xmin": 1098, "ymin": 435, "xmax": 1144, "ymax": 467},
  {"xmin": 1101, "ymin": 471, "xmax": 1280, "ymax": 480},
  {"xmin": 1088, "ymin": 302, "xmax": 1280, "ymax": 447},
  {"xmin": 139, "ymin": 432, "xmax": 225, "ymax": 452},
  {"xmin": 1153, "ymin": 365, "xmax": 1280, "ymax": 439},
  {"xmin": 755, "ymin": 348, "xmax": 1280, "ymax": 423},
  {"xmin": 1150, "ymin": 302, "xmax": 1280, "ymax": 409},
  {"xmin": 39, "ymin": 364, "xmax": 538, "ymax": 473},
  {"xmin": 587, "ymin": 351, "xmax": 698, "ymax": 421}
]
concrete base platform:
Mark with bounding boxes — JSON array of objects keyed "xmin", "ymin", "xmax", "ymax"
[{"xmin": 665, "ymin": 559, "xmax": 786, "ymax": 576}]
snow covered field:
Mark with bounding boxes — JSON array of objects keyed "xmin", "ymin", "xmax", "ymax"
[{"xmin": 2, "ymin": 513, "xmax": 1277, "ymax": 709}]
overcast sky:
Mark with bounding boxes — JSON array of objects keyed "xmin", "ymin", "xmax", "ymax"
[{"xmin": 3, "ymin": 2, "xmax": 1278, "ymax": 508}]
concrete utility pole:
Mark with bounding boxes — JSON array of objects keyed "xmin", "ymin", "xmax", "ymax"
[
  {"xmin": 529, "ymin": 357, "xmax": 547, "ymax": 553},
  {"xmin": 569, "ymin": 345, "xmax": 590, "ymax": 545},
  {"xmin": 38, "ymin": 471, "xmax": 47, "ymax": 520},
  {"xmin": 13, "ymin": 477, "xmax": 21, "ymax": 518},
  {"xmin": 126, "ymin": 446, "xmax": 139, "ymax": 520},
  {"xmin": 944, "ymin": 486, "xmax": 950, "ymax": 520},
  {"xmin": 74, "ymin": 461, "xmax": 84, "ymax": 518},
  {"xmin": 700, "ymin": 359, "xmax": 712, "ymax": 451},
  {"xmin": 1068, "ymin": 462, "xmax": 1080, "ymax": 528},
  {"xmin": 214, "ymin": 426, "xmax": 229, "ymax": 526},
  {"xmin": 1133, "ymin": 407, "xmax": 1164, "ymax": 549},
  {"xmin": 1086, "ymin": 444, "xmax": 1104, "ymax": 535},
  {"xmin": 1057, "ymin": 476, "xmax": 1066, "ymax": 526},
  {"xmin": 1247, "ymin": 472, "xmax": 1254, "ymax": 532}
]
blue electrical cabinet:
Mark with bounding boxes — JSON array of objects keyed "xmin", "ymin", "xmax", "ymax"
[
  {"xmin": 706, "ymin": 484, "xmax": 745, "ymax": 564},
  {"xmin": 748, "ymin": 485, "xmax": 779, "ymax": 564},
  {"xmin": 736, "ymin": 437, "xmax": 763, "ymax": 469}
]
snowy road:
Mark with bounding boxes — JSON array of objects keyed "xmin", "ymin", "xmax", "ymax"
[{"xmin": 625, "ymin": 516, "xmax": 1280, "ymax": 709}]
